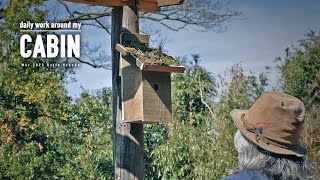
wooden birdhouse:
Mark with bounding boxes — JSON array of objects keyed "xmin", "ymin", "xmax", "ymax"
[{"xmin": 116, "ymin": 33, "xmax": 185, "ymax": 123}]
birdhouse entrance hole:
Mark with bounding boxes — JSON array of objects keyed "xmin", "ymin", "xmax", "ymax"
[
  {"xmin": 153, "ymin": 84, "xmax": 159, "ymax": 91},
  {"xmin": 116, "ymin": 32, "xmax": 185, "ymax": 124}
]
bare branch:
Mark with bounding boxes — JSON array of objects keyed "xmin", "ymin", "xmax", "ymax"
[
  {"xmin": 93, "ymin": 18, "xmax": 111, "ymax": 35},
  {"xmin": 141, "ymin": 0, "xmax": 242, "ymax": 32},
  {"xmin": 59, "ymin": 11, "xmax": 112, "ymax": 23},
  {"xmin": 73, "ymin": 57, "xmax": 109, "ymax": 69},
  {"xmin": 56, "ymin": 0, "xmax": 241, "ymax": 32},
  {"xmin": 56, "ymin": 0, "xmax": 112, "ymax": 23},
  {"xmin": 52, "ymin": 0, "xmax": 241, "ymax": 68},
  {"xmin": 72, "ymin": 42, "xmax": 111, "ymax": 69}
]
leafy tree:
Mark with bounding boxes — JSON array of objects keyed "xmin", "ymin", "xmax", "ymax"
[
  {"xmin": 58, "ymin": 88, "xmax": 113, "ymax": 179},
  {"xmin": 149, "ymin": 57, "xmax": 268, "ymax": 179},
  {"xmin": 0, "ymin": 0, "xmax": 254, "ymax": 179},
  {"xmin": 276, "ymin": 30, "xmax": 320, "ymax": 173},
  {"xmin": 0, "ymin": 0, "xmax": 72, "ymax": 179},
  {"xmin": 0, "ymin": 1, "xmax": 113, "ymax": 179},
  {"xmin": 144, "ymin": 123, "xmax": 168, "ymax": 180},
  {"xmin": 212, "ymin": 64, "xmax": 268, "ymax": 178},
  {"xmin": 276, "ymin": 30, "xmax": 320, "ymax": 104},
  {"xmin": 151, "ymin": 55, "xmax": 216, "ymax": 179}
]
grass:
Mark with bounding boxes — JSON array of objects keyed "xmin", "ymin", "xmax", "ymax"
[{"xmin": 122, "ymin": 41, "xmax": 180, "ymax": 66}]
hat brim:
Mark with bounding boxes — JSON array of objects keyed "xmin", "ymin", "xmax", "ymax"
[{"xmin": 231, "ymin": 109, "xmax": 307, "ymax": 157}]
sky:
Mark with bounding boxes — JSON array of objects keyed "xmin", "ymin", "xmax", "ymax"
[{"xmin": 65, "ymin": 0, "xmax": 320, "ymax": 97}]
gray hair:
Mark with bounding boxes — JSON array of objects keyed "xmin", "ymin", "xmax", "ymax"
[{"xmin": 232, "ymin": 130, "xmax": 317, "ymax": 180}]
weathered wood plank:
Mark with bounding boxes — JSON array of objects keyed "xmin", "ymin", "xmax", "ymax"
[
  {"xmin": 157, "ymin": 0, "xmax": 184, "ymax": 6},
  {"xmin": 64, "ymin": 0, "xmax": 133, "ymax": 6},
  {"xmin": 64, "ymin": 0, "xmax": 183, "ymax": 12},
  {"xmin": 124, "ymin": 54, "xmax": 145, "ymax": 70},
  {"xmin": 115, "ymin": 43, "xmax": 129, "ymax": 56},
  {"xmin": 116, "ymin": 43, "xmax": 146, "ymax": 69},
  {"xmin": 111, "ymin": 7, "xmax": 123, "ymax": 180},
  {"xmin": 118, "ymin": 5, "xmax": 144, "ymax": 179},
  {"xmin": 138, "ymin": 0, "xmax": 160, "ymax": 12},
  {"xmin": 142, "ymin": 71, "xmax": 172, "ymax": 123},
  {"xmin": 142, "ymin": 64, "xmax": 185, "ymax": 73},
  {"xmin": 121, "ymin": 32, "xmax": 149, "ymax": 44},
  {"xmin": 121, "ymin": 58, "xmax": 143, "ymax": 122},
  {"xmin": 122, "ymin": 119, "xmax": 161, "ymax": 123}
]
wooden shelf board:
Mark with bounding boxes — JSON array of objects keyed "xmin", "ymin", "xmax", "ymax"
[
  {"xmin": 64, "ymin": 0, "xmax": 133, "ymax": 7},
  {"xmin": 158, "ymin": 0, "xmax": 184, "ymax": 6},
  {"xmin": 122, "ymin": 119, "xmax": 162, "ymax": 124},
  {"xmin": 142, "ymin": 64, "xmax": 185, "ymax": 73},
  {"xmin": 63, "ymin": 0, "xmax": 184, "ymax": 12}
]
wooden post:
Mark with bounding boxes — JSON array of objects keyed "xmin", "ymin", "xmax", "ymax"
[{"xmin": 111, "ymin": 3, "xmax": 144, "ymax": 180}]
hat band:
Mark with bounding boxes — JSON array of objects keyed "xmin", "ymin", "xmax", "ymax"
[{"xmin": 241, "ymin": 114, "xmax": 293, "ymax": 150}]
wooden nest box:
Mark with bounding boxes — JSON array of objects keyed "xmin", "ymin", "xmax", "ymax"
[{"xmin": 116, "ymin": 33, "xmax": 185, "ymax": 123}]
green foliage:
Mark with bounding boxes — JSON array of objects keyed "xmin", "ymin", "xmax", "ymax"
[
  {"xmin": 0, "ymin": 84, "xmax": 113, "ymax": 179},
  {"xmin": 61, "ymin": 88, "xmax": 113, "ymax": 179},
  {"xmin": 4, "ymin": 0, "xmax": 318, "ymax": 178},
  {"xmin": 150, "ymin": 57, "xmax": 268, "ymax": 179},
  {"xmin": 0, "ymin": 0, "xmax": 45, "ymax": 56},
  {"xmin": 0, "ymin": 1, "xmax": 246, "ymax": 179},
  {"xmin": 276, "ymin": 30, "xmax": 320, "ymax": 174},
  {"xmin": 144, "ymin": 123, "xmax": 168, "ymax": 180},
  {"xmin": 0, "ymin": 1, "xmax": 113, "ymax": 179},
  {"xmin": 123, "ymin": 45, "xmax": 179, "ymax": 66},
  {"xmin": 276, "ymin": 30, "xmax": 320, "ymax": 104},
  {"xmin": 212, "ymin": 64, "xmax": 268, "ymax": 178},
  {"xmin": 152, "ymin": 55, "xmax": 216, "ymax": 179},
  {"xmin": 0, "ymin": 1, "xmax": 70, "ymax": 178}
]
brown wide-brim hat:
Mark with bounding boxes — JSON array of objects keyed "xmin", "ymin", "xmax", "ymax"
[{"xmin": 231, "ymin": 92, "xmax": 307, "ymax": 157}]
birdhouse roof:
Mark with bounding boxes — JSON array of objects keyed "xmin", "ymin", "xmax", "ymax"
[
  {"xmin": 63, "ymin": 0, "xmax": 184, "ymax": 12},
  {"xmin": 116, "ymin": 43, "xmax": 185, "ymax": 73}
]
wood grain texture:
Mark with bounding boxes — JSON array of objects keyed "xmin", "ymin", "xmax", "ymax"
[
  {"xmin": 157, "ymin": 0, "xmax": 184, "ymax": 6},
  {"xmin": 142, "ymin": 71, "xmax": 172, "ymax": 123},
  {"xmin": 121, "ymin": 70, "xmax": 172, "ymax": 124},
  {"xmin": 111, "ymin": 7, "xmax": 123, "ymax": 180},
  {"xmin": 64, "ymin": 0, "xmax": 133, "ymax": 6},
  {"xmin": 115, "ymin": 44, "xmax": 129, "ymax": 56},
  {"xmin": 137, "ymin": 0, "xmax": 160, "ymax": 12},
  {"xmin": 64, "ymin": 0, "xmax": 185, "ymax": 12},
  {"xmin": 121, "ymin": 32, "xmax": 149, "ymax": 44},
  {"xmin": 121, "ymin": 57, "xmax": 143, "ymax": 121},
  {"xmin": 142, "ymin": 64, "xmax": 185, "ymax": 73},
  {"xmin": 113, "ymin": 6, "xmax": 144, "ymax": 180}
]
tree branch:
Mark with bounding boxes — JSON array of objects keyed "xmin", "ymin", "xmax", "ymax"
[
  {"xmin": 57, "ymin": 0, "xmax": 241, "ymax": 32},
  {"xmin": 72, "ymin": 57, "xmax": 111, "ymax": 69}
]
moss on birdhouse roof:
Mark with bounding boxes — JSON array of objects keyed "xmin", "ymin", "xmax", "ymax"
[{"xmin": 122, "ymin": 42, "xmax": 180, "ymax": 66}]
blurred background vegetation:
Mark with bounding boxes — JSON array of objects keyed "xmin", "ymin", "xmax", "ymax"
[{"xmin": 0, "ymin": 0, "xmax": 319, "ymax": 179}]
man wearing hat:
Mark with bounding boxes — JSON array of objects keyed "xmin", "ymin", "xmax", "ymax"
[{"xmin": 224, "ymin": 92, "xmax": 316, "ymax": 180}]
